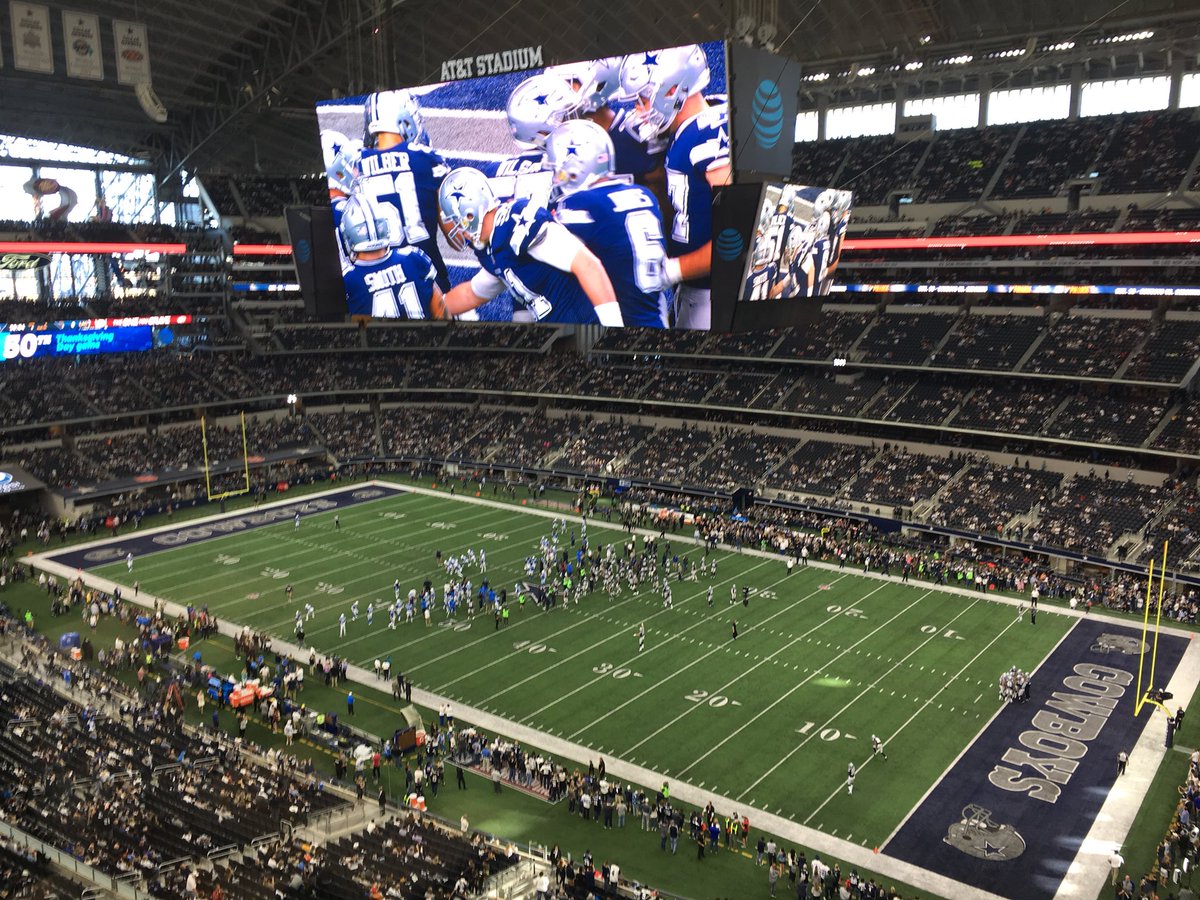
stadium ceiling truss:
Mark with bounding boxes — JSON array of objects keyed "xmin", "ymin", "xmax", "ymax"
[{"xmin": 0, "ymin": 0, "xmax": 1197, "ymax": 177}]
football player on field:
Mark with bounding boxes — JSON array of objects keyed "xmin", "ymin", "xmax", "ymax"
[
  {"xmin": 545, "ymin": 120, "xmax": 671, "ymax": 328},
  {"xmin": 339, "ymin": 194, "xmax": 442, "ymax": 320},
  {"xmin": 433, "ymin": 166, "xmax": 623, "ymax": 326},
  {"xmin": 619, "ymin": 45, "xmax": 731, "ymax": 329},
  {"xmin": 355, "ymin": 90, "xmax": 453, "ymax": 291}
]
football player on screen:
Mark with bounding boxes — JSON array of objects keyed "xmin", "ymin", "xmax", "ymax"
[
  {"xmin": 544, "ymin": 57, "xmax": 668, "ymax": 185},
  {"xmin": 339, "ymin": 194, "xmax": 443, "ymax": 320},
  {"xmin": 808, "ymin": 189, "xmax": 836, "ymax": 297},
  {"xmin": 546, "ymin": 120, "xmax": 670, "ymax": 328},
  {"xmin": 619, "ymin": 45, "xmax": 731, "ymax": 330},
  {"xmin": 499, "ymin": 73, "xmax": 571, "ymax": 207},
  {"xmin": 321, "ymin": 130, "xmax": 363, "ymax": 275},
  {"xmin": 433, "ymin": 166, "xmax": 624, "ymax": 327},
  {"xmin": 355, "ymin": 90, "xmax": 453, "ymax": 291},
  {"xmin": 770, "ymin": 220, "xmax": 817, "ymax": 299},
  {"xmin": 820, "ymin": 191, "xmax": 853, "ymax": 294}
]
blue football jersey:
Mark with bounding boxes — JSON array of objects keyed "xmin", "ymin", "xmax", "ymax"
[
  {"xmin": 492, "ymin": 151, "xmax": 553, "ymax": 207},
  {"xmin": 356, "ymin": 145, "xmax": 452, "ymax": 290},
  {"xmin": 664, "ymin": 100, "xmax": 730, "ymax": 288},
  {"xmin": 477, "ymin": 198, "xmax": 600, "ymax": 326},
  {"xmin": 342, "ymin": 246, "xmax": 437, "ymax": 319},
  {"xmin": 744, "ymin": 263, "xmax": 777, "ymax": 301},
  {"xmin": 609, "ymin": 109, "xmax": 667, "ymax": 179},
  {"xmin": 552, "ymin": 181, "xmax": 668, "ymax": 328}
]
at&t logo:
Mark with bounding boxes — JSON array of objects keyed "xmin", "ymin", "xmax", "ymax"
[{"xmin": 751, "ymin": 79, "xmax": 785, "ymax": 149}]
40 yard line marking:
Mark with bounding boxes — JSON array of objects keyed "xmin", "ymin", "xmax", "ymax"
[{"xmin": 560, "ymin": 571, "xmax": 860, "ymax": 736}]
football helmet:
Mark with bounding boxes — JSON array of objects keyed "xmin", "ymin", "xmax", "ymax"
[
  {"xmin": 618, "ymin": 45, "xmax": 710, "ymax": 142},
  {"xmin": 812, "ymin": 189, "xmax": 838, "ymax": 219},
  {"xmin": 545, "ymin": 57, "xmax": 622, "ymax": 115},
  {"xmin": 438, "ymin": 167, "xmax": 498, "ymax": 251},
  {"xmin": 322, "ymin": 131, "xmax": 363, "ymax": 195},
  {"xmin": 545, "ymin": 120, "xmax": 615, "ymax": 197},
  {"xmin": 507, "ymin": 74, "xmax": 580, "ymax": 150},
  {"xmin": 363, "ymin": 90, "xmax": 424, "ymax": 147},
  {"xmin": 339, "ymin": 194, "xmax": 400, "ymax": 255}
]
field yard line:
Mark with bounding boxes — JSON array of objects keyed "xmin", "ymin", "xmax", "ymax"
[
  {"xmin": 504, "ymin": 564, "xmax": 832, "ymax": 718},
  {"xmin": 801, "ymin": 605, "xmax": 1024, "ymax": 824},
  {"xmin": 246, "ymin": 512, "xmax": 567, "ymax": 636},
  {"xmin": 99, "ymin": 490, "xmax": 434, "ymax": 578},
  {"xmin": 675, "ymin": 589, "xmax": 938, "ymax": 779},
  {"xmin": 433, "ymin": 558, "xmax": 779, "ymax": 699},
  {"xmin": 570, "ymin": 575, "xmax": 876, "ymax": 742},
  {"xmin": 124, "ymin": 500, "xmax": 511, "ymax": 601},
  {"xmin": 879, "ymin": 618, "xmax": 1078, "ymax": 848}
]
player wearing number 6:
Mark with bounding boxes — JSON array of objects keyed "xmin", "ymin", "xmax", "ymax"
[
  {"xmin": 357, "ymin": 90, "xmax": 453, "ymax": 292},
  {"xmin": 546, "ymin": 120, "xmax": 670, "ymax": 328},
  {"xmin": 434, "ymin": 167, "xmax": 624, "ymax": 326},
  {"xmin": 339, "ymin": 194, "xmax": 443, "ymax": 319}
]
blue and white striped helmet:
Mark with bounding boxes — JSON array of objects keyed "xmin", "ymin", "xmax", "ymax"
[
  {"xmin": 363, "ymin": 90, "xmax": 423, "ymax": 147},
  {"xmin": 506, "ymin": 74, "xmax": 579, "ymax": 150},
  {"xmin": 438, "ymin": 167, "xmax": 498, "ymax": 251},
  {"xmin": 544, "ymin": 57, "xmax": 622, "ymax": 114},
  {"xmin": 618, "ymin": 45, "xmax": 710, "ymax": 142},
  {"xmin": 545, "ymin": 120, "xmax": 614, "ymax": 197},
  {"xmin": 339, "ymin": 194, "xmax": 399, "ymax": 254}
]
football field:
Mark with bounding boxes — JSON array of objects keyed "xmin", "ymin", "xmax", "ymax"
[{"xmin": 73, "ymin": 486, "xmax": 1071, "ymax": 844}]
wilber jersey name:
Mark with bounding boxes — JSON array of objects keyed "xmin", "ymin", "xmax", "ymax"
[
  {"xmin": 343, "ymin": 246, "xmax": 436, "ymax": 319},
  {"xmin": 665, "ymin": 100, "xmax": 729, "ymax": 289},
  {"xmin": 492, "ymin": 151, "xmax": 553, "ymax": 206},
  {"xmin": 553, "ymin": 182, "xmax": 669, "ymax": 328},
  {"xmin": 357, "ymin": 145, "xmax": 452, "ymax": 288},
  {"xmin": 480, "ymin": 198, "xmax": 600, "ymax": 325}
]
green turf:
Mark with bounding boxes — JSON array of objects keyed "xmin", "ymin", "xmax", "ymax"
[{"xmin": 85, "ymin": 487, "xmax": 1074, "ymax": 853}]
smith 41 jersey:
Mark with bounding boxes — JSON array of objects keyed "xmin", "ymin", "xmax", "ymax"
[
  {"xmin": 553, "ymin": 181, "xmax": 669, "ymax": 328},
  {"xmin": 665, "ymin": 100, "xmax": 730, "ymax": 289},
  {"xmin": 356, "ymin": 145, "xmax": 452, "ymax": 289},
  {"xmin": 343, "ymin": 246, "xmax": 437, "ymax": 319},
  {"xmin": 477, "ymin": 197, "xmax": 600, "ymax": 325}
]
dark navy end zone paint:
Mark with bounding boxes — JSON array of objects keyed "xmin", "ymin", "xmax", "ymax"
[
  {"xmin": 886, "ymin": 618, "xmax": 1188, "ymax": 900},
  {"xmin": 46, "ymin": 484, "xmax": 405, "ymax": 571}
]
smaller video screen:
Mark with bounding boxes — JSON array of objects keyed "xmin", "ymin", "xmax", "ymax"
[{"xmin": 739, "ymin": 183, "xmax": 853, "ymax": 302}]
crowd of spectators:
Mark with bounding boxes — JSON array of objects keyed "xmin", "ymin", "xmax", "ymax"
[
  {"xmin": 928, "ymin": 459, "xmax": 1064, "ymax": 535},
  {"xmin": 843, "ymin": 447, "xmax": 963, "ymax": 507},
  {"xmin": 1032, "ymin": 473, "xmax": 1170, "ymax": 558},
  {"xmin": 1025, "ymin": 314, "xmax": 1148, "ymax": 378}
]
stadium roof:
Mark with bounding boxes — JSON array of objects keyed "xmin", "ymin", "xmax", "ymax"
[{"xmin": 0, "ymin": 0, "xmax": 1197, "ymax": 177}]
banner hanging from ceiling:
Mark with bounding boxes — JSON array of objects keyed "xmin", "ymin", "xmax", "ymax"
[
  {"xmin": 113, "ymin": 19, "xmax": 151, "ymax": 85},
  {"xmin": 63, "ymin": 9, "xmax": 104, "ymax": 80},
  {"xmin": 10, "ymin": 2, "xmax": 53, "ymax": 74}
]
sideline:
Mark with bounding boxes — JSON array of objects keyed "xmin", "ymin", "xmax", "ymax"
[{"xmin": 24, "ymin": 479, "xmax": 1198, "ymax": 900}]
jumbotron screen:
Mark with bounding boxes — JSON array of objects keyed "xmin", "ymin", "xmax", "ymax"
[
  {"xmin": 314, "ymin": 42, "xmax": 729, "ymax": 329},
  {"xmin": 740, "ymin": 182, "xmax": 853, "ymax": 302}
]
